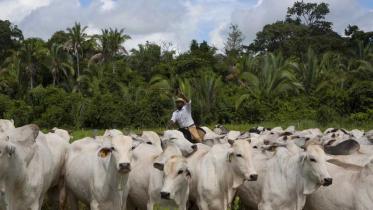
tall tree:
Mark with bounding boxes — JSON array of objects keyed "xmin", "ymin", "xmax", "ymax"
[
  {"xmin": 224, "ymin": 24, "xmax": 244, "ymax": 57},
  {"xmin": 48, "ymin": 43, "xmax": 74, "ymax": 86},
  {"xmin": 19, "ymin": 38, "xmax": 48, "ymax": 89},
  {"xmin": 66, "ymin": 22, "xmax": 88, "ymax": 78},
  {"xmin": 90, "ymin": 28, "xmax": 130, "ymax": 73},
  {"xmin": 286, "ymin": 0, "xmax": 332, "ymax": 31},
  {"xmin": 0, "ymin": 20, "xmax": 23, "ymax": 63}
]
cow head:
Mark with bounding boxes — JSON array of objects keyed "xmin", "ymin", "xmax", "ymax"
[
  {"xmin": 153, "ymin": 144, "xmax": 182, "ymax": 171},
  {"xmin": 160, "ymin": 156, "xmax": 191, "ymax": 200},
  {"xmin": 162, "ymin": 137, "xmax": 197, "ymax": 157},
  {"xmin": 227, "ymin": 139, "xmax": 258, "ymax": 184},
  {"xmin": 0, "ymin": 124, "xmax": 39, "ymax": 177},
  {"xmin": 301, "ymin": 144, "xmax": 332, "ymax": 194},
  {"xmin": 98, "ymin": 135, "xmax": 133, "ymax": 174},
  {"xmin": 0, "ymin": 119, "xmax": 15, "ymax": 133},
  {"xmin": 0, "ymin": 135, "xmax": 16, "ymax": 177}
]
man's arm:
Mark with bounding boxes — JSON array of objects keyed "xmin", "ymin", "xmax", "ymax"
[
  {"xmin": 167, "ymin": 120, "xmax": 176, "ymax": 129},
  {"xmin": 177, "ymin": 89, "xmax": 189, "ymax": 102}
]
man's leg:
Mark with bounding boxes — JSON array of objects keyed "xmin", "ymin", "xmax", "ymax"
[{"xmin": 188, "ymin": 126, "xmax": 203, "ymax": 142}]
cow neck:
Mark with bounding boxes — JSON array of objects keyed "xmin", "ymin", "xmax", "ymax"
[
  {"xmin": 4, "ymin": 149, "xmax": 28, "ymax": 194},
  {"xmin": 93, "ymin": 154, "xmax": 118, "ymax": 192},
  {"xmin": 298, "ymin": 153, "xmax": 320, "ymax": 195}
]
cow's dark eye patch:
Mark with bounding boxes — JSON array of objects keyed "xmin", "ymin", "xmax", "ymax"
[
  {"xmin": 146, "ymin": 142, "xmax": 153, "ymax": 145},
  {"xmin": 236, "ymin": 154, "xmax": 243, "ymax": 157},
  {"xmin": 177, "ymin": 170, "xmax": 184, "ymax": 175},
  {"xmin": 310, "ymin": 158, "xmax": 317, "ymax": 162}
]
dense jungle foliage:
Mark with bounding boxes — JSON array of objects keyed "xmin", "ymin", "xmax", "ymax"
[{"xmin": 0, "ymin": 1, "xmax": 372, "ymax": 130}]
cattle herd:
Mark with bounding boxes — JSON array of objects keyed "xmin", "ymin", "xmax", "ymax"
[{"xmin": 0, "ymin": 119, "xmax": 373, "ymax": 210}]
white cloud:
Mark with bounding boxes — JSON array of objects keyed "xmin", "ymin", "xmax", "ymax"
[{"xmin": 1, "ymin": 0, "xmax": 372, "ymax": 52}]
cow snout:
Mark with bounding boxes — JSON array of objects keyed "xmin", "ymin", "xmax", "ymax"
[
  {"xmin": 191, "ymin": 144, "xmax": 198, "ymax": 151},
  {"xmin": 119, "ymin": 162, "xmax": 131, "ymax": 173},
  {"xmin": 160, "ymin": 191, "xmax": 170, "ymax": 200},
  {"xmin": 323, "ymin": 177, "xmax": 333, "ymax": 186},
  {"xmin": 249, "ymin": 174, "xmax": 258, "ymax": 181}
]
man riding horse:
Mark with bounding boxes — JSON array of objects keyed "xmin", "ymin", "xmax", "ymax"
[{"xmin": 168, "ymin": 90, "xmax": 204, "ymax": 142}]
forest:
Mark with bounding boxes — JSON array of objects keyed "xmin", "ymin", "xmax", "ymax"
[{"xmin": 0, "ymin": 1, "xmax": 372, "ymax": 130}]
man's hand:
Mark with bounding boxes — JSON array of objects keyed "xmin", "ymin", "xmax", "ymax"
[
  {"xmin": 177, "ymin": 88, "xmax": 189, "ymax": 102},
  {"xmin": 167, "ymin": 120, "xmax": 176, "ymax": 129}
]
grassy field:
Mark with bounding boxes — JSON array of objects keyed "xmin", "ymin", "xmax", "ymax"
[{"xmin": 70, "ymin": 119, "xmax": 373, "ymax": 141}]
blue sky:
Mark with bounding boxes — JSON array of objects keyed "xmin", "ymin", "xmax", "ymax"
[
  {"xmin": 358, "ymin": 0, "xmax": 373, "ymax": 8},
  {"xmin": 1, "ymin": 0, "xmax": 372, "ymax": 51}
]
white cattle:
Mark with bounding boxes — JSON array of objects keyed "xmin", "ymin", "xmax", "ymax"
[
  {"xmin": 147, "ymin": 145, "xmax": 188, "ymax": 210},
  {"xmin": 127, "ymin": 135, "xmax": 195, "ymax": 210},
  {"xmin": 258, "ymin": 143, "xmax": 333, "ymax": 210},
  {"xmin": 162, "ymin": 130, "xmax": 197, "ymax": 156},
  {"xmin": 193, "ymin": 140, "xmax": 257, "ymax": 210},
  {"xmin": 305, "ymin": 158, "xmax": 373, "ymax": 210},
  {"xmin": 104, "ymin": 129, "xmax": 124, "ymax": 137},
  {"xmin": 0, "ymin": 119, "xmax": 14, "ymax": 133},
  {"xmin": 63, "ymin": 134, "xmax": 133, "ymax": 210},
  {"xmin": 0, "ymin": 124, "xmax": 68, "ymax": 210},
  {"xmin": 50, "ymin": 127, "xmax": 72, "ymax": 142}
]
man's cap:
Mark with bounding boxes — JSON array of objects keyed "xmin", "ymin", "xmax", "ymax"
[{"xmin": 175, "ymin": 97, "xmax": 186, "ymax": 103}]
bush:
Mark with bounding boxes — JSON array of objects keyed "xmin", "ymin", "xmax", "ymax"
[{"xmin": 316, "ymin": 105, "xmax": 339, "ymax": 125}]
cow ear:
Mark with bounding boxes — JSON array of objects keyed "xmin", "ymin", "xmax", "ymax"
[
  {"xmin": 299, "ymin": 153, "xmax": 306, "ymax": 163},
  {"xmin": 227, "ymin": 151, "xmax": 234, "ymax": 162},
  {"xmin": 6, "ymin": 144, "xmax": 15, "ymax": 157},
  {"xmin": 153, "ymin": 163, "xmax": 164, "ymax": 171},
  {"xmin": 185, "ymin": 169, "xmax": 192, "ymax": 179},
  {"xmin": 97, "ymin": 147, "xmax": 112, "ymax": 158}
]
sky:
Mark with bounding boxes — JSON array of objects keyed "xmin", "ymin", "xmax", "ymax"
[{"xmin": 0, "ymin": 0, "xmax": 372, "ymax": 52}]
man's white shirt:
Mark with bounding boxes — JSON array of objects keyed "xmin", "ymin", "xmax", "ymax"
[{"xmin": 171, "ymin": 100, "xmax": 194, "ymax": 128}]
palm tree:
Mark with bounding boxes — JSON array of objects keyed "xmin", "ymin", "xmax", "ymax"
[
  {"xmin": 291, "ymin": 48, "xmax": 326, "ymax": 94},
  {"xmin": 236, "ymin": 53, "xmax": 303, "ymax": 109},
  {"xmin": 90, "ymin": 28, "xmax": 131, "ymax": 73},
  {"xmin": 66, "ymin": 22, "xmax": 88, "ymax": 78},
  {"xmin": 191, "ymin": 73, "xmax": 222, "ymax": 122},
  {"xmin": 48, "ymin": 43, "xmax": 74, "ymax": 86},
  {"xmin": 19, "ymin": 39, "xmax": 48, "ymax": 89}
]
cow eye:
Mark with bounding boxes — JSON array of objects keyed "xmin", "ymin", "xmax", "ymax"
[
  {"xmin": 236, "ymin": 154, "xmax": 243, "ymax": 158},
  {"xmin": 131, "ymin": 146, "xmax": 136, "ymax": 150},
  {"xmin": 310, "ymin": 158, "xmax": 317, "ymax": 162},
  {"xmin": 111, "ymin": 147, "xmax": 115, "ymax": 151},
  {"xmin": 177, "ymin": 170, "xmax": 184, "ymax": 175},
  {"xmin": 146, "ymin": 142, "xmax": 153, "ymax": 145}
]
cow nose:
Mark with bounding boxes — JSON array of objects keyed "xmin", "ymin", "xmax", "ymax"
[
  {"xmin": 191, "ymin": 144, "xmax": 198, "ymax": 151},
  {"xmin": 119, "ymin": 163, "xmax": 131, "ymax": 171},
  {"xmin": 323, "ymin": 178, "xmax": 333, "ymax": 186},
  {"xmin": 249, "ymin": 174, "xmax": 258, "ymax": 181},
  {"xmin": 160, "ymin": 191, "xmax": 170, "ymax": 200}
]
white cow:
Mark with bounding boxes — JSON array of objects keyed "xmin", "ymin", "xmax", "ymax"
[
  {"xmin": 126, "ymin": 140, "xmax": 163, "ymax": 210},
  {"xmin": 0, "ymin": 119, "xmax": 14, "ymax": 133},
  {"xmin": 258, "ymin": 143, "xmax": 333, "ymax": 210},
  {"xmin": 104, "ymin": 129, "xmax": 124, "ymax": 137},
  {"xmin": 127, "ymin": 135, "xmax": 196, "ymax": 210},
  {"xmin": 0, "ymin": 124, "xmax": 68, "ymax": 210},
  {"xmin": 305, "ymin": 158, "xmax": 373, "ymax": 210},
  {"xmin": 63, "ymin": 134, "xmax": 133, "ymax": 210},
  {"xmin": 147, "ymin": 145, "xmax": 189, "ymax": 210},
  {"xmin": 194, "ymin": 140, "xmax": 257, "ymax": 210},
  {"xmin": 50, "ymin": 127, "xmax": 72, "ymax": 142}
]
